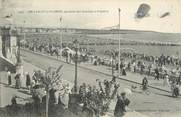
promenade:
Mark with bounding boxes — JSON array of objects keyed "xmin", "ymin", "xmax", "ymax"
[
  {"xmin": 22, "ymin": 49, "xmax": 172, "ymax": 93},
  {"xmin": 0, "ymin": 54, "xmax": 151, "ymax": 117},
  {"xmin": 20, "ymin": 49, "xmax": 181, "ymax": 117}
]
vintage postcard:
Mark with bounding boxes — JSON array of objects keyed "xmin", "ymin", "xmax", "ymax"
[{"xmin": 0, "ymin": 0, "xmax": 181, "ymax": 117}]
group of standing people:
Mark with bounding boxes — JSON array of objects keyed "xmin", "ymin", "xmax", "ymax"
[
  {"xmin": 122, "ymin": 52, "xmax": 181, "ymax": 67},
  {"xmin": 6, "ymin": 70, "xmax": 32, "ymax": 90},
  {"xmin": 78, "ymin": 77, "xmax": 130, "ymax": 117},
  {"xmin": 7, "ymin": 70, "xmax": 21, "ymax": 89},
  {"xmin": 6, "ymin": 69, "xmax": 132, "ymax": 117}
]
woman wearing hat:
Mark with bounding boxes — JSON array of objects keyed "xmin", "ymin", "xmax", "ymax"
[
  {"xmin": 163, "ymin": 71, "xmax": 170, "ymax": 87},
  {"xmin": 114, "ymin": 91, "xmax": 130, "ymax": 117},
  {"xmin": 15, "ymin": 73, "xmax": 21, "ymax": 89},
  {"xmin": 7, "ymin": 71, "xmax": 11, "ymax": 86}
]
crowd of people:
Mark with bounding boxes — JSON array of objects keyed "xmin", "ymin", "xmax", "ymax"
[
  {"xmin": 6, "ymin": 69, "xmax": 131, "ymax": 117},
  {"xmin": 122, "ymin": 52, "xmax": 181, "ymax": 67},
  {"xmin": 13, "ymin": 36, "xmax": 181, "ymax": 117},
  {"xmin": 92, "ymin": 52, "xmax": 181, "ymax": 84},
  {"xmin": 78, "ymin": 77, "xmax": 122, "ymax": 116},
  {"xmin": 94, "ymin": 52, "xmax": 181, "ymax": 97},
  {"xmin": 20, "ymin": 37, "xmax": 181, "ymax": 96}
]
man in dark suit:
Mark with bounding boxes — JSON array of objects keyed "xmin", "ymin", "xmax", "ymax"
[{"xmin": 154, "ymin": 67, "xmax": 160, "ymax": 80}]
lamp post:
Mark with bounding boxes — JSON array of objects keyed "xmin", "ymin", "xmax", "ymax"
[
  {"xmin": 111, "ymin": 50, "xmax": 116, "ymax": 78},
  {"xmin": 73, "ymin": 39, "xmax": 79, "ymax": 93},
  {"xmin": 23, "ymin": 21, "xmax": 26, "ymax": 48},
  {"xmin": 85, "ymin": 34, "xmax": 88, "ymax": 52}
]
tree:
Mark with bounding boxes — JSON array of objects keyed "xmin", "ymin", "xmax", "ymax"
[{"xmin": 38, "ymin": 65, "xmax": 64, "ymax": 117}]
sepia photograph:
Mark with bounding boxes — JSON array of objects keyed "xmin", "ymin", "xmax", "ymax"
[{"xmin": 0, "ymin": 0, "xmax": 181, "ymax": 117}]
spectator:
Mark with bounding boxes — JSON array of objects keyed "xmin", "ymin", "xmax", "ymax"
[
  {"xmin": 163, "ymin": 73, "xmax": 170, "ymax": 87},
  {"xmin": 122, "ymin": 66, "xmax": 127, "ymax": 76},
  {"xmin": 15, "ymin": 73, "xmax": 21, "ymax": 89},
  {"xmin": 7, "ymin": 70, "xmax": 11, "ymax": 85},
  {"xmin": 114, "ymin": 92, "xmax": 130, "ymax": 117},
  {"xmin": 25, "ymin": 72, "xmax": 31, "ymax": 90},
  {"xmin": 177, "ymin": 72, "xmax": 181, "ymax": 86},
  {"xmin": 154, "ymin": 67, "xmax": 159, "ymax": 80},
  {"xmin": 11, "ymin": 96, "xmax": 17, "ymax": 106}
]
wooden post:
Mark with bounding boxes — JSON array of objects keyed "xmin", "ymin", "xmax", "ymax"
[{"xmin": 118, "ymin": 8, "xmax": 121, "ymax": 76}]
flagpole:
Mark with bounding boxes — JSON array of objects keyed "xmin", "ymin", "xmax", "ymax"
[
  {"xmin": 60, "ymin": 17, "xmax": 62, "ymax": 60},
  {"xmin": 61, "ymin": 28, "xmax": 62, "ymax": 60},
  {"xmin": 24, "ymin": 21, "xmax": 26, "ymax": 45},
  {"xmin": 118, "ymin": 8, "xmax": 121, "ymax": 76}
]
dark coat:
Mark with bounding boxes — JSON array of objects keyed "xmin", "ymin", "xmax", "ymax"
[
  {"xmin": 15, "ymin": 74, "xmax": 21, "ymax": 89},
  {"xmin": 114, "ymin": 96, "xmax": 130, "ymax": 117},
  {"xmin": 26, "ymin": 74, "xmax": 31, "ymax": 86},
  {"xmin": 8, "ymin": 75, "xmax": 11, "ymax": 85},
  {"xmin": 142, "ymin": 78, "xmax": 148, "ymax": 86}
]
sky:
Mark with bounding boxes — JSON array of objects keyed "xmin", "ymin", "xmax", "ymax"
[{"xmin": 0, "ymin": 0, "xmax": 181, "ymax": 33}]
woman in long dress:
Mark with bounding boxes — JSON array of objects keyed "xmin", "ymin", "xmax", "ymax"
[
  {"xmin": 7, "ymin": 71, "xmax": 11, "ymax": 85},
  {"xmin": 15, "ymin": 74, "xmax": 21, "ymax": 89},
  {"xmin": 62, "ymin": 84, "xmax": 71, "ymax": 109},
  {"xmin": 122, "ymin": 67, "xmax": 127, "ymax": 76},
  {"xmin": 163, "ymin": 74, "xmax": 170, "ymax": 87},
  {"xmin": 26, "ymin": 72, "xmax": 31, "ymax": 89}
]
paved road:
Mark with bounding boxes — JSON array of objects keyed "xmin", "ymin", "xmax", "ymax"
[
  {"xmin": 21, "ymin": 50, "xmax": 181, "ymax": 117},
  {"xmin": 22, "ymin": 49, "xmax": 173, "ymax": 92},
  {"xmin": 0, "ymin": 61, "xmax": 148, "ymax": 117},
  {"xmin": 0, "ymin": 62, "xmax": 39, "ymax": 107}
]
